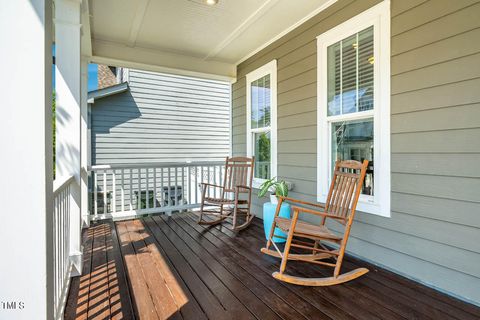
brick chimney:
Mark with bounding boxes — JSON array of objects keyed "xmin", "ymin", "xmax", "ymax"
[{"xmin": 97, "ymin": 65, "xmax": 118, "ymax": 89}]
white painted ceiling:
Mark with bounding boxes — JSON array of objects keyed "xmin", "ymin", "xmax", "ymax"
[{"xmin": 88, "ymin": 0, "xmax": 334, "ymax": 79}]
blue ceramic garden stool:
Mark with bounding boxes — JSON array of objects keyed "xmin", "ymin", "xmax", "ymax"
[{"xmin": 263, "ymin": 202, "xmax": 292, "ymax": 243}]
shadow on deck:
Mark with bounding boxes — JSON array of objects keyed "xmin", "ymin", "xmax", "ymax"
[{"xmin": 65, "ymin": 212, "xmax": 480, "ymax": 320}]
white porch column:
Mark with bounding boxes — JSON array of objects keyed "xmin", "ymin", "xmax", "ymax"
[
  {"xmin": 80, "ymin": 58, "xmax": 90, "ymax": 227},
  {"xmin": 55, "ymin": 0, "xmax": 83, "ymax": 276},
  {"xmin": 0, "ymin": 1, "xmax": 54, "ymax": 319}
]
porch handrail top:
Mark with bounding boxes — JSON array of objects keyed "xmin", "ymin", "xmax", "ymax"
[
  {"xmin": 89, "ymin": 161, "xmax": 226, "ymax": 171},
  {"xmin": 53, "ymin": 174, "xmax": 75, "ymax": 195}
]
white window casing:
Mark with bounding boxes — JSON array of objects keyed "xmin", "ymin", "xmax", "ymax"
[
  {"xmin": 317, "ymin": 1, "xmax": 391, "ymax": 217},
  {"xmin": 246, "ymin": 60, "xmax": 278, "ymax": 188}
]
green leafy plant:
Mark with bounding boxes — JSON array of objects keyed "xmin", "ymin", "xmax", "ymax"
[{"xmin": 258, "ymin": 177, "xmax": 289, "ymax": 198}]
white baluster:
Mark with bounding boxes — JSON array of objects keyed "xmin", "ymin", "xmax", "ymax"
[
  {"xmin": 94, "ymin": 172, "xmax": 98, "ymax": 217},
  {"xmin": 121, "ymin": 169, "xmax": 125, "ymax": 212},
  {"xmin": 146, "ymin": 168, "xmax": 150, "ymax": 209},
  {"xmin": 181, "ymin": 166, "xmax": 185, "ymax": 209},
  {"xmin": 153, "ymin": 168, "xmax": 157, "ymax": 209},
  {"xmin": 174, "ymin": 167, "xmax": 178, "ymax": 207},
  {"xmin": 137, "ymin": 168, "xmax": 141, "ymax": 210},
  {"xmin": 160, "ymin": 167, "xmax": 164, "ymax": 208},
  {"xmin": 112, "ymin": 170, "xmax": 116, "ymax": 214},
  {"xmin": 103, "ymin": 171, "xmax": 107, "ymax": 214},
  {"xmin": 194, "ymin": 166, "xmax": 198, "ymax": 204},
  {"xmin": 168, "ymin": 167, "xmax": 172, "ymax": 207}
]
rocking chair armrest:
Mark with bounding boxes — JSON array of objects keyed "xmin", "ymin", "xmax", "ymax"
[
  {"xmin": 234, "ymin": 185, "xmax": 251, "ymax": 191},
  {"xmin": 290, "ymin": 205, "xmax": 347, "ymax": 222},
  {"xmin": 199, "ymin": 182, "xmax": 224, "ymax": 189},
  {"xmin": 278, "ymin": 196, "xmax": 326, "ymax": 210}
]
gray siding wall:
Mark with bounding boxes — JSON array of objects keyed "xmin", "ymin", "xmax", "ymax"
[
  {"xmin": 91, "ymin": 69, "xmax": 231, "ymax": 165},
  {"xmin": 232, "ymin": 0, "xmax": 480, "ymax": 305}
]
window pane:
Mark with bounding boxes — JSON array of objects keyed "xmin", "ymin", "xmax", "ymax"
[
  {"xmin": 341, "ymin": 34, "xmax": 357, "ymax": 114},
  {"xmin": 254, "ymin": 132, "xmax": 271, "ymax": 179},
  {"xmin": 251, "ymin": 79, "xmax": 259, "ymax": 127},
  {"xmin": 358, "ymin": 26, "xmax": 374, "ymax": 111},
  {"xmin": 326, "ymin": 26, "xmax": 374, "ymax": 116},
  {"xmin": 331, "ymin": 119, "xmax": 374, "ymax": 196},
  {"xmin": 251, "ymin": 75, "xmax": 271, "ymax": 129},
  {"xmin": 327, "ymin": 42, "xmax": 341, "ymax": 116}
]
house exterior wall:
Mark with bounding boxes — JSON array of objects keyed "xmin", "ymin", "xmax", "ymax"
[
  {"xmin": 91, "ymin": 69, "xmax": 231, "ymax": 165},
  {"xmin": 232, "ymin": 0, "xmax": 480, "ymax": 305}
]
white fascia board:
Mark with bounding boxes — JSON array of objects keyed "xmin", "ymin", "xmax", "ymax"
[
  {"xmin": 88, "ymin": 82, "xmax": 128, "ymax": 103},
  {"xmin": 91, "ymin": 39, "xmax": 237, "ymax": 82}
]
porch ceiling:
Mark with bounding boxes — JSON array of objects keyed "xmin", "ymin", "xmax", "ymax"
[{"xmin": 86, "ymin": 0, "xmax": 336, "ymax": 81}]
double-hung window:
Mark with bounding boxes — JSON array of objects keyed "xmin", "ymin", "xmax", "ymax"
[
  {"xmin": 317, "ymin": 2, "xmax": 390, "ymax": 216},
  {"xmin": 246, "ymin": 60, "xmax": 277, "ymax": 187}
]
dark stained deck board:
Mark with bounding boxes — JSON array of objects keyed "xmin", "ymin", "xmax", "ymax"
[
  {"xmin": 173, "ymin": 213, "xmax": 330, "ymax": 320},
  {"xmin": 157, "ymin": 214, "xmax": 308, "ymax": 320},
  {"xmin": 245, "ymin": 218, "xmax": 479, "ymax": 320},
  {"xmin": 143, "ymin": 216, "xmax": 241, "ymax": 320},
  {"xmin": 176, "ymin": 214, "xmax": 356, "ymax": 320},
  {"xmin": 87, "ymin": 223, "xmax": 111, "ymax": 319},
  {"xmin": 186, "ymin": 213, "xmax": 396, "ymax": 320},
  {"xmin": 106, "ymin": 220, "xmax": 136, "ymax": 320},
  {"xmin": 64, "ymin": 226, "xmax": 93, "ymax": 320},
  {"xmin": 152, "ymin": 215, "xmax": 282, "ymax": 320},
  {"xmin": 66, "ymin": 213, "xmax": 480, "ymax": 320},
  {"xmin": 139, "ymin": 220, "xmax": 208, "ymax": 320},
  {"xmin": 125, "ymin": 220, "xmax": 182, "ymax": 319},
  {"xmin": 243, "ymin": 216, "xmax": 479, "ymax": 320},
  {"xmin": 245, "ymin": 216, "xmax": 480, "ymax": 320},
  {"xmin": 116, "ymin": 220, "xmax": 160, "ymax": 319},
  {"xmin": 230, "ymin": 216, "xmax": 438, "ymax": 320},
  {"xmin": 65, "ymin": 222, "xmax": 135, "ymax": 320}
]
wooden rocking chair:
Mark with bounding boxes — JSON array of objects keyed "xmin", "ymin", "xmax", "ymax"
[
  {"xmin": 261, "ymin": 159, "xmax": 369, "ymax": 286},
  {"xmin": 197, "ymin": 156, "xmax": 255, "ymax": 231}
]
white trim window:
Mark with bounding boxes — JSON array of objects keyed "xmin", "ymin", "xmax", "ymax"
[
  {"xmin": 317, "ymin": 1, "xmax": 391, "ymax": 217},
  {"xmin": 246, "ymin": 60, "xmax": 277, "ymax": 187}
]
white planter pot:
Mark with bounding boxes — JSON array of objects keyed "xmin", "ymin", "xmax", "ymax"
[{"xmin": 270, "ymin": 194, "xmax": 278, "ymax": 204}]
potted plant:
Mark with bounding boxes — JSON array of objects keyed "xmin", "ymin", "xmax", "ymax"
[
  {"xmin": 258, "ymin": 177, "xmax": 289, "ymax": 204},
  {"xmin": 258, "ymin": 177, "xmax": 291, "ymax": 242}
]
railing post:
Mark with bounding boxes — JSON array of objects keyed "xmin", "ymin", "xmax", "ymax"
[
  {"xmin": 55, "ymin": 0, "xmax": 83, "ymax": 277},
  {"xmin": 81, "ymin": 58, "xmax": 90, "ymax": 228}
]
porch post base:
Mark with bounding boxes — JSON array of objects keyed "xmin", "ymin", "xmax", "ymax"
[{"xmin": 70, "ymin": 250, "xmax": 83, "ymax": 277}]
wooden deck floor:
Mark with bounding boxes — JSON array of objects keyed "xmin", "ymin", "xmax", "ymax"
[{"xmin": 65, "ymin": 212, "xmax": 480, "ymax": 320}]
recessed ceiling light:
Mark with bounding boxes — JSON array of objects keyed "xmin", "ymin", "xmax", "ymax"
[{"xmin": 188, "ymin": 0, "xmax": 219, "ymax": 6}]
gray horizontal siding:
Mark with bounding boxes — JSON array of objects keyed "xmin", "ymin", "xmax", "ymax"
[
  {"xmin": 232, "ymin": 0, "xmax": 480, "ymax": 305},
  {"xmin": 91, "ymin": 70, "xmax": 231, "ymax": 165}
]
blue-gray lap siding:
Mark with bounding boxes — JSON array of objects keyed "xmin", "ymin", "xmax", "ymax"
[
  {"xmin": 231, "ymin": 0, "xmax": 480, "ymax": 306},
  {"xmin": 91, "ymin": 70, "xmax": 231, "ymax": 166}
]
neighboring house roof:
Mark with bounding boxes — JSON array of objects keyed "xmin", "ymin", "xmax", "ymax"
[{"xmin": 87, "ymin": 82, "xmax": 128, "ymax": 104}]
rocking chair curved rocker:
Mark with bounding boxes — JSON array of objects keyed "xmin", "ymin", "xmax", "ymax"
[
  {"xmin": 261, "ymin": 159, "xmax": 369, "ymax": 286},
  {"xmin": 197, "ymin": 156, "xmax": 255, "ymax": 231}
]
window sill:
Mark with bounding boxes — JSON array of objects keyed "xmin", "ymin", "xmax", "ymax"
[
  {"xmin": 317, "ymin": 194, "xmax": 390, "ymax": 218},
  {"xmin": 252, "ymin": 178, "xmax": 267, "ymax": 189},
  {"xmin": 252, "ymin": 179, "xmax": 295, "ymax": 194}
]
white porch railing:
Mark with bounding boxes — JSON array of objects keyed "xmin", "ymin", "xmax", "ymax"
[
  {"xmin": 52, "ymin": 174, "xmax": 75, "ymax": 320},
  {"xmin": 88, "ymin": 161, "xmax": 225, "ymax": 220}
]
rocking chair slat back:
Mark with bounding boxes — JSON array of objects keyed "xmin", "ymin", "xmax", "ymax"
[
  {"xmin": 325, "ymin": 160, "xmax": 369, "ymax": 219},
  {"xmin": 223, "ymin": 157, "xmax": 254, "ymax": 193},
  {"xmin": 198, "ymin": 156, "xmax": 255, "ymax": 231}
]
